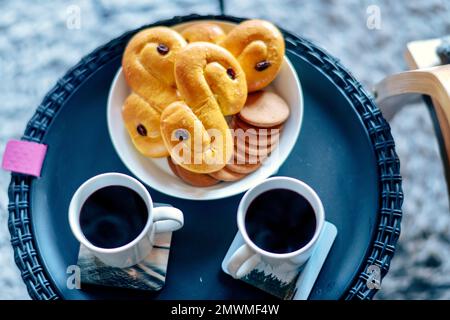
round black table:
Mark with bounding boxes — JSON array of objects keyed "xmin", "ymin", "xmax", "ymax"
[{"xmin": 7, "ymin": 14, "xmax": 403, "ymax": 300}]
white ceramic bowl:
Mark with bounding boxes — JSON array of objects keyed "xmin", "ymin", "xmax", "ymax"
[{"xmin": 107, "ymin": 21, "xmax": 303, "ymax": 200}]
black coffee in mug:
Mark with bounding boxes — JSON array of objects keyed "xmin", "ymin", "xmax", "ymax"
[
  {"xmin": 245, "ymin": 188, "xmax": 317, "ymax": 254},
  {"xmin": 79, "ymin": 186, "xmax": 148, "ymax": 249}
]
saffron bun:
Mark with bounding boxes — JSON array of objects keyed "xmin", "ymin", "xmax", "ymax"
[
  {"xmin": 167, "ymin": 156, "xmax": 181, "ymax": 178},
  {"xmin": 175, "ymin": 42, "xmax": 247, "ymax": 116},
  {"xmin": 122, "ymin": 27, "xmax": 187, "ymax": 111},
  {"xmin": 220, "ymin": 19, "xmax": 285, "ymax": 92},
  {"xmin": 121, "ymin": 27, "xmax": 187, "ymax": 157},
  {"xmin": 122, "ymin": 93, "xmax": 169, "ymax": 157},
  {"xmin": 180, "ymin": 22, "xmax": 226, "ymax": 44},
  {"xmin": 160, "ymin": 43, "xmax": 247, "ymax": 173}
]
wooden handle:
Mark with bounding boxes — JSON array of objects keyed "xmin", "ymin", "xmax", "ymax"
[
  {"xmin": 375, "ymin": 66, "xmax": 450, "ymax": 107},
  {"xmin": 375, "ymin": 65, "xmax": 450, "ymax": 184}
]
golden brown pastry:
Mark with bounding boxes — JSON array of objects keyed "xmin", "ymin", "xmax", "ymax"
[
  {"xmin": 122, "ymin": 93, "xmax": 169, "ymax": 157},
  {"xmin": 167, "ymin": 156, "xmax": 181, "ymax": 178},
  {"xmin": 122, "ymin": 27, "xmax": 187, "ymax": 111},
  {"xmin": 220, "ymin": 20, "xmax": 285, "ymax": 92},
  {"xmin": 181, "ymin": 23, "xmax": 226, "ymax": 44},
  {"xmin": 121, "ymin": 27, "xmax": 187, "ymax": 158},
  {"xmin": 160, "ymin": 42, "xmax": 247, "ymax": 173}
]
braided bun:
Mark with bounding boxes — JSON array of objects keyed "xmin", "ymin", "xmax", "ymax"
[
  {"xmin": 220, "ymin": 20, "xmax": 285, "ymax": 92},
  {"xmin": 121, "ymin": 27, "xmax": 187, "ymax": 157},
  {"xmin": 160, "ymin": 42, "xmax": 247, "ymax": 173},
  {"xmin": 181, "ymin": 23, "xmax": 226, "ymax": 44}
]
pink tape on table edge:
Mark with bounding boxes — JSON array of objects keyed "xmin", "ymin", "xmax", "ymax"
[{"xmin": 2, "ymin": 140, "xmax": 47, "ymax": 177}]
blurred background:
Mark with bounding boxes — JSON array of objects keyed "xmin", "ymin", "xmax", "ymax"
[{"xmin": 1, "ymin": 0, "xmax": 449, "ymax": 299}]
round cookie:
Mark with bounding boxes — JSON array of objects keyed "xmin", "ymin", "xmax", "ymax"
[
  {"xmin": 232, "ymin": 145, "xmax": 268, "ymax": 165},
  {"xmin": 232, "ymin": 148, "xmax": 248, "ymax": 164},
  {"xmin": 167, "ymin": 157, "xmax": 220, "ymax": 187},
  {"xmin": 209, "ymin": 167, "xmax": 246, "ymax": 182},
  {"xmin": 235, "ymin": 138, "xmax": 277, "ymax": 158},
  {"xmin": 232, "ymin": 124, "xmax": 281, "ymax": 152},
  {"xmin": 226, "ymin": 161, "xmax": 261, "ymax": 174},
  {"xmin": 232, "ymin": 116, "xmax": 283, "ymax": 136},
  {"xmin": 234, "ymin": 133, "xmax": 279, "ymax": 149},
  {"xmin": 239, "ymin": 91, "xmax": 290, "ymax": 127}
]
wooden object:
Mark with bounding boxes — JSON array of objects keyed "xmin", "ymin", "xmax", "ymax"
[{"xmin": 375, "ymin": 37, "xmax": 450, "ymax": 190}]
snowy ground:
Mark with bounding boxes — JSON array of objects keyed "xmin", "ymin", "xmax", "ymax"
[{"xmin": 0, "ymin": 0, "xmax": 449, "ymax": 299}]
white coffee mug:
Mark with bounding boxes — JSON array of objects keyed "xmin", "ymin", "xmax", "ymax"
[
  {"xmin": 227, "ymin": 176, "xmax": 325, "ymax": 279},
  {"xmin": 68, "ymin": 172, "xmax": 184, "ymax": 268}
]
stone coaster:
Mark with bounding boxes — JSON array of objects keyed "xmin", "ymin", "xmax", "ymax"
[
  {"xmin": 222, "ymin": 222, "xmax": 337, "ymax": 300},
  {"xmin": 78, "ymin": 232, "xmax": 172, "ymax": 291}
]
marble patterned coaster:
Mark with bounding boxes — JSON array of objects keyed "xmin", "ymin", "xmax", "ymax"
[
  {"xmin": 222, "ymin": 222, "xmax": 337, "ymax": 300},
  {"xmin": 77, "ymin": 232, "xmax": 172, "ymax": 291}
]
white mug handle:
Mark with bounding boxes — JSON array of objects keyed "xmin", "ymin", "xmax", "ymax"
[
  {"xmin": 227, "ymin": 244, "xmax": 261, "ymax": 279},
  {"xmin": 152, "ymin": 206, "xmax": 184, "ymax": 233}
]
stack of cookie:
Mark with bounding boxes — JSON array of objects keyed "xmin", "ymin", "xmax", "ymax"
[
  {"xmin": 228, "ymin": 90, "xmax": 290, "ymax": 174},
  {"xmin": 168, "ymin": 90, "xmax": 290, "ymax": 186}
]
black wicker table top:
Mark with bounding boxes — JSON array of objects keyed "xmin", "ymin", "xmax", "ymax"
[{"xmin": 7, "ymin": 14, "xmax": 403, "ymax": 300}]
